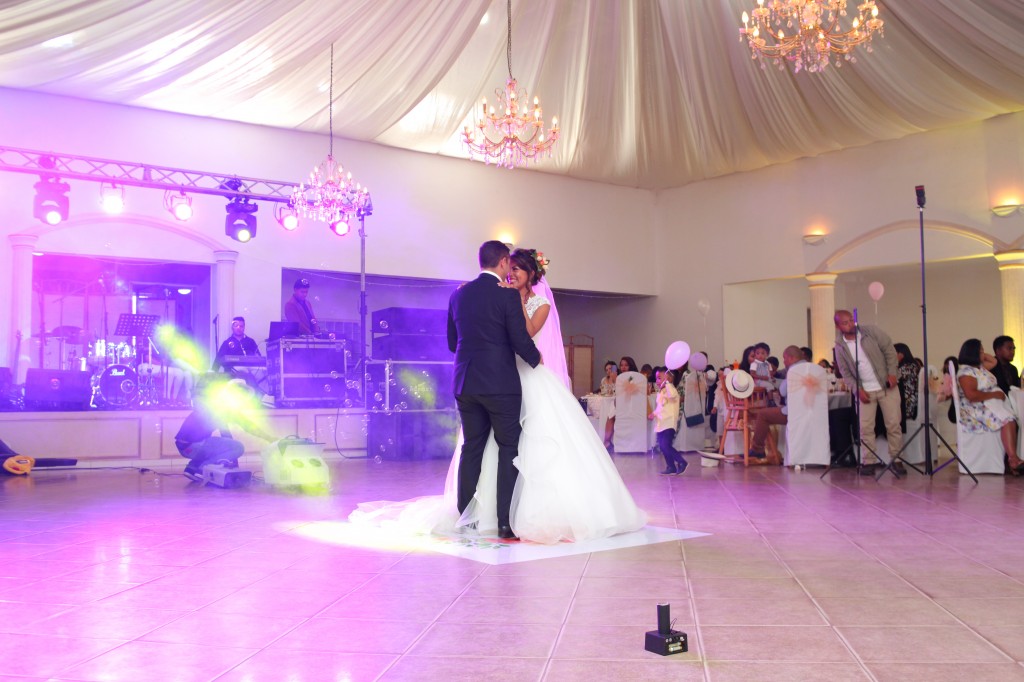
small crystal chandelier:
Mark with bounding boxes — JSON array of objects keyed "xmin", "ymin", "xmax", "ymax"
[
  {"xmin": 738, "ymin": 0, "xmax": 884, "ymax": 73},
  {"xmin": 462, "ymin": 0, "xmax": 559, "ymax": 168},
  {"xmin": 292, "ymin": 44, "xmax": 372, "ymax": 229}
]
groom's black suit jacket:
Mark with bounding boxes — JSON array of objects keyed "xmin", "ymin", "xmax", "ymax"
[{"xmin": 447, "ymin": 272, "xmax": 540, "ymax": 395}]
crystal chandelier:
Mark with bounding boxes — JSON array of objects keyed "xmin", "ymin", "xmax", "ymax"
[
  {"xmin": 738, "ymin": 0, "xmax": 884, "ymax": 73},
  {"xmin": 292, "ymin": 44, "xmax": 372, "ymax": 229},
  {"xmin": 462, "ymin": 0, "xmax": 559, "ymax": 168}
]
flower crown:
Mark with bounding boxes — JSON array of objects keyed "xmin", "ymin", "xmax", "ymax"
[{"xmin": 530, "ymin": 250, "xmax": 550, "ymax": 277}]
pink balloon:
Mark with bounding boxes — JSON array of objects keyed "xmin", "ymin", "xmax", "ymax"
[
  {"xmin": 665, "ymin": 341, "xmax": 691, "ymax": 370},
  {"xmin": 868, "ymin": 281, "xmax": 885, "ymax": 302}
]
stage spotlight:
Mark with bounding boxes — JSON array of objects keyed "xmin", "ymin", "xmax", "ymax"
[
  {"xmin": 275, "ymin": 203, "xmax": 299, "ymax": 231},
  {"xmin": 164, "ymin": 190, "xmax": 193, "ymax": 221},
  {"xmin": 225, "ymin": 197, "xmax": 258, "ymax": 243},
  {"xmin": 33, "ymin": 177, "xmax": 70, "ymax": 225},
  {"xmin": 329, "ymin": 218, "xmax": 350, "ymax": 236},
  {"xmin": 99, "ymin": 183, "xmax": 124, "ymax": 214}
]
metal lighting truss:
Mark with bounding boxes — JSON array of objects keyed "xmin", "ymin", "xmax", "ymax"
[{"xmin": 0, "ymin": 144, "xmax": 298, "ymax": 201}]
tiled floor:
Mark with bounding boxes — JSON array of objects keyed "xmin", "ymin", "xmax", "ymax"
[{"xmin": 2, "ymin": 454, "xmax": 1024, "ymax": 681}]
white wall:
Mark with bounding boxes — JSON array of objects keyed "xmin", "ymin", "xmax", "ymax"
[
  {"xmin": 835, "ymin": 258, "xmax": 1002, "ymax": 365},
  {"xmin": 0, "ymin": 88, "xmax": 656, "ymax": 368},
  {"xmin": 723, "ymin": 278, "xmax": 809, "ymax": 364},
  {"xmin": 3, "ymin": 90, "xmax": 1024, "ymax": 380},
  {"xmin": 722, "ymin": 258, "xmax": 1004, "ymax": 371},
  {"xmin": 642, "ymin": 110, "xmax": 1024, "ymax": 370}
]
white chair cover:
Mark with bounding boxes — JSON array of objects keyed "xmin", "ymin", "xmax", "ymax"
[
  {"xmin": 783, "ymin": 363, "xmax": 831, "ymax": 467},
  {"xmin": 612, "ymin": 371, "xmax": 649, "ymax": 453},
  {"xmin": 899, "ymin": 367, "xmax": 938, "ymax": 465},
  {"xmin": 950, "ymin": 361, "xmax": 1004, "ymax": 475}
]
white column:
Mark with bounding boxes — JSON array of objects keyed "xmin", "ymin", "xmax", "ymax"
[
  {"xmin": 9, "ymin": 234, "xmax": 38, "ymax": 382},
  {"xmin": 213, "ymin": 250, "xmax": 239, "ymax": 351},
  {"xmin": 996, "ymin": 250, "xmax": 1024, "ymax": 372},
  {"xmin": 806, "ymin": 272, "xmax": 838, "ymax": 364}
]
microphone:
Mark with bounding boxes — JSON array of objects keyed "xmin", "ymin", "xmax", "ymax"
[
  {"xmin": 852, "ymin": 307, "xmax": 859, "ymax": 330},
  {"xmin": 915, "ymin": 185, "xmax": 926, "ymax": 209}
]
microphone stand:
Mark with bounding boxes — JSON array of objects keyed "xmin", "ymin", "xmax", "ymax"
[{"xmin": 877, "ymin": 187, "xmax": 976, "ymax": 482}]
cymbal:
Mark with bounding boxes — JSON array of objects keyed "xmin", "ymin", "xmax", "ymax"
[{"xmin": 50, "ymin": 325, "xmax": 83, "ymax": 339}]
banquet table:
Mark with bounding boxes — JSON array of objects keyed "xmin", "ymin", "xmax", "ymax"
[
  {"xmin": 828, "ymin": 390, "xmax": 855, "ymax": 464},
  {"xmin": 582, "ymin": 394, "xmax": 615, "ymax": 439}
]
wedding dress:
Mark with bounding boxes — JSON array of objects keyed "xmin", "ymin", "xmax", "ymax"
[{"xmin": 349, "ymin": 279, "xmax": 647, "ymax": 544}]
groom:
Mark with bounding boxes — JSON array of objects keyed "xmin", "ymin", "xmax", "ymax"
[{"xmin": 448, "ymin": 240, "xmax": 541, "ymax": 540}]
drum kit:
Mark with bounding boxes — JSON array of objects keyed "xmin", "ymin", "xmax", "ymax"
[{"xmin": 37, "ymin": 318, "xmax": 164, "ymax": 409}]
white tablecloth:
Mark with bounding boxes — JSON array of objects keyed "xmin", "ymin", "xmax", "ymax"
[
  {"xmin": 582, "ymin": 394, "xmax": 615, "ymax": 439},
  {"xmin": 829, "ymin": 392, "xmax": 852, "ymax": 411}
]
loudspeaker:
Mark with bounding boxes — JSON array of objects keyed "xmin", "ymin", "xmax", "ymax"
[
  {"xmin": 372, "ymin": 334, "xmax": 451, "ymax": 362},
  {"xmin": 368, "ymin": 410, "xmax": 459, "ymax": 461},
  {"xmin": 24, "ymin": 369, "xmax": 92, "ymax": 410},
  {"xmin": 372, "ymin": 307, "xmax": 446, "ymax": 336},
  {"xmin": 366, "ymin": 360, "xmax": 455, "ymax": 411}
]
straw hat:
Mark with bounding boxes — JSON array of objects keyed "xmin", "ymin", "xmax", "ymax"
[{"xmin": 725, "ymin": 369, "xmax": 755, "ymax": 399}]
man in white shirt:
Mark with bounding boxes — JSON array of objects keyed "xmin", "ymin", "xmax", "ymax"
[{"xmin": 832, "ymin": 310, "xmax": 903, "ymax": 475}]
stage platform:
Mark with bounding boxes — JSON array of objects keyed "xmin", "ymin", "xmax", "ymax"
[{"xmin": 0, "ymin": 406, "xmax": 369, "ymax": 465}]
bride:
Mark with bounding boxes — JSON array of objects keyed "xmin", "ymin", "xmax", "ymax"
[{"xmin": 350, "ymin": 248, "xmax": 647, "ymax": 544}]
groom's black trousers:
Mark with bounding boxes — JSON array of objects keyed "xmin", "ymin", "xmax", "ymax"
[{"xmin": 455, "ymin": 392, "xmax": 523, "ymax": 527}]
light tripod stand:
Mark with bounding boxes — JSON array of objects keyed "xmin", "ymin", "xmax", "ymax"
[{"xmin": 877, "ymin": 185, "xmax": 976, "ymax": 482}]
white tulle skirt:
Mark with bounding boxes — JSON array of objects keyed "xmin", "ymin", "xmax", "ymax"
[{"xmin": 349, "ymin": 359, "xmax": 647, "ymax": 544}]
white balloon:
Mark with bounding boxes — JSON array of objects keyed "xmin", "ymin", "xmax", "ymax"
[
  {"xmin": 868, "ymin": 281, "xmax": 885, "ymax": 302},
  {"xmin": 689, "ymin": 352, "xmax": 708, "ymax": 372},
  {"xmin": 665, "ymin": 341, "xmax": 691, "ymax": 370},
  {"xmin": 697, "ymin": 298, "xmax": 711, "ymax": 316}
]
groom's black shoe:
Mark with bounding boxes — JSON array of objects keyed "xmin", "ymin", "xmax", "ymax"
[{"xmin": 497, "ymin": 525, "xmax": 519, "ymax": 541}]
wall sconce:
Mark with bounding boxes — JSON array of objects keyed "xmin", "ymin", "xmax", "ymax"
[
  {"xmin": 802, "ymin": 233, "xmax": 827, "ymax": 246},
  {"xmin": 992, "ymin": 203, "xmax": 1023, "ymax": 218}
]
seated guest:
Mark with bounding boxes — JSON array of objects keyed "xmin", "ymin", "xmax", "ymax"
[
  {"xmin": 956, "ymin": 338, "xmax": 1023, "ymax": 476},
  {"xmin": 992, "ymin": 335, "xmax": 1020, "ymax": 395},
  {"xmin": 801, "ymin": 346, "xmax": 814, "ymax": 362},
  {"xmin": 818, "ymin": 359, "xmax": 833, "ymax": 371},
  {"xmin": 750, "ymin": 343, "xmax": 773, "ymax": 385},
  {"xmin": 618, "ymin": 356, "xmax": 639, "ymax": 375},
  {"xmin": 894, "ymin": 343, "xmax": 919, "ymax": 433},
  {"xmin": 640, "ymin": 363, "xmax": 655, "ymax": 394},
  {"xmin": 748, "ymin": 345, "xmax": 804, "ymax": 464},
  {"xmin": 599, "ymin": 360, "xmax": 618, "ymax": 395},
  {"xmin": 767, "ymin": 356, "xmax": 782, "ymax": 380},
  {"xmin": 739, "ymin": 345, "xmax": 756, "ymax": 373},
  {"xmin": 284, "ymin": 278, "xmax": 320, "ymax": 335}
]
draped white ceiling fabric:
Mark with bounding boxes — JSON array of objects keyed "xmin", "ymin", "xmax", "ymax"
[{"xmin": 1, "ymin": 0, "xmax": 1023, "ymax": 189}]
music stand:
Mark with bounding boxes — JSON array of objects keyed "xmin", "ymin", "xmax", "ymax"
[
  {"xmin": 114, "ymin": 314, "xmax": 160, "ymax": 340},
  {"xmin": 114, "ymin": 314, "xmax": 161, "ymax": 405}
]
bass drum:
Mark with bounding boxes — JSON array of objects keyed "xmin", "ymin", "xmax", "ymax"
[{"xmin": 98, "ymin": 364, "xmax": 138, "ymax": 408}]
